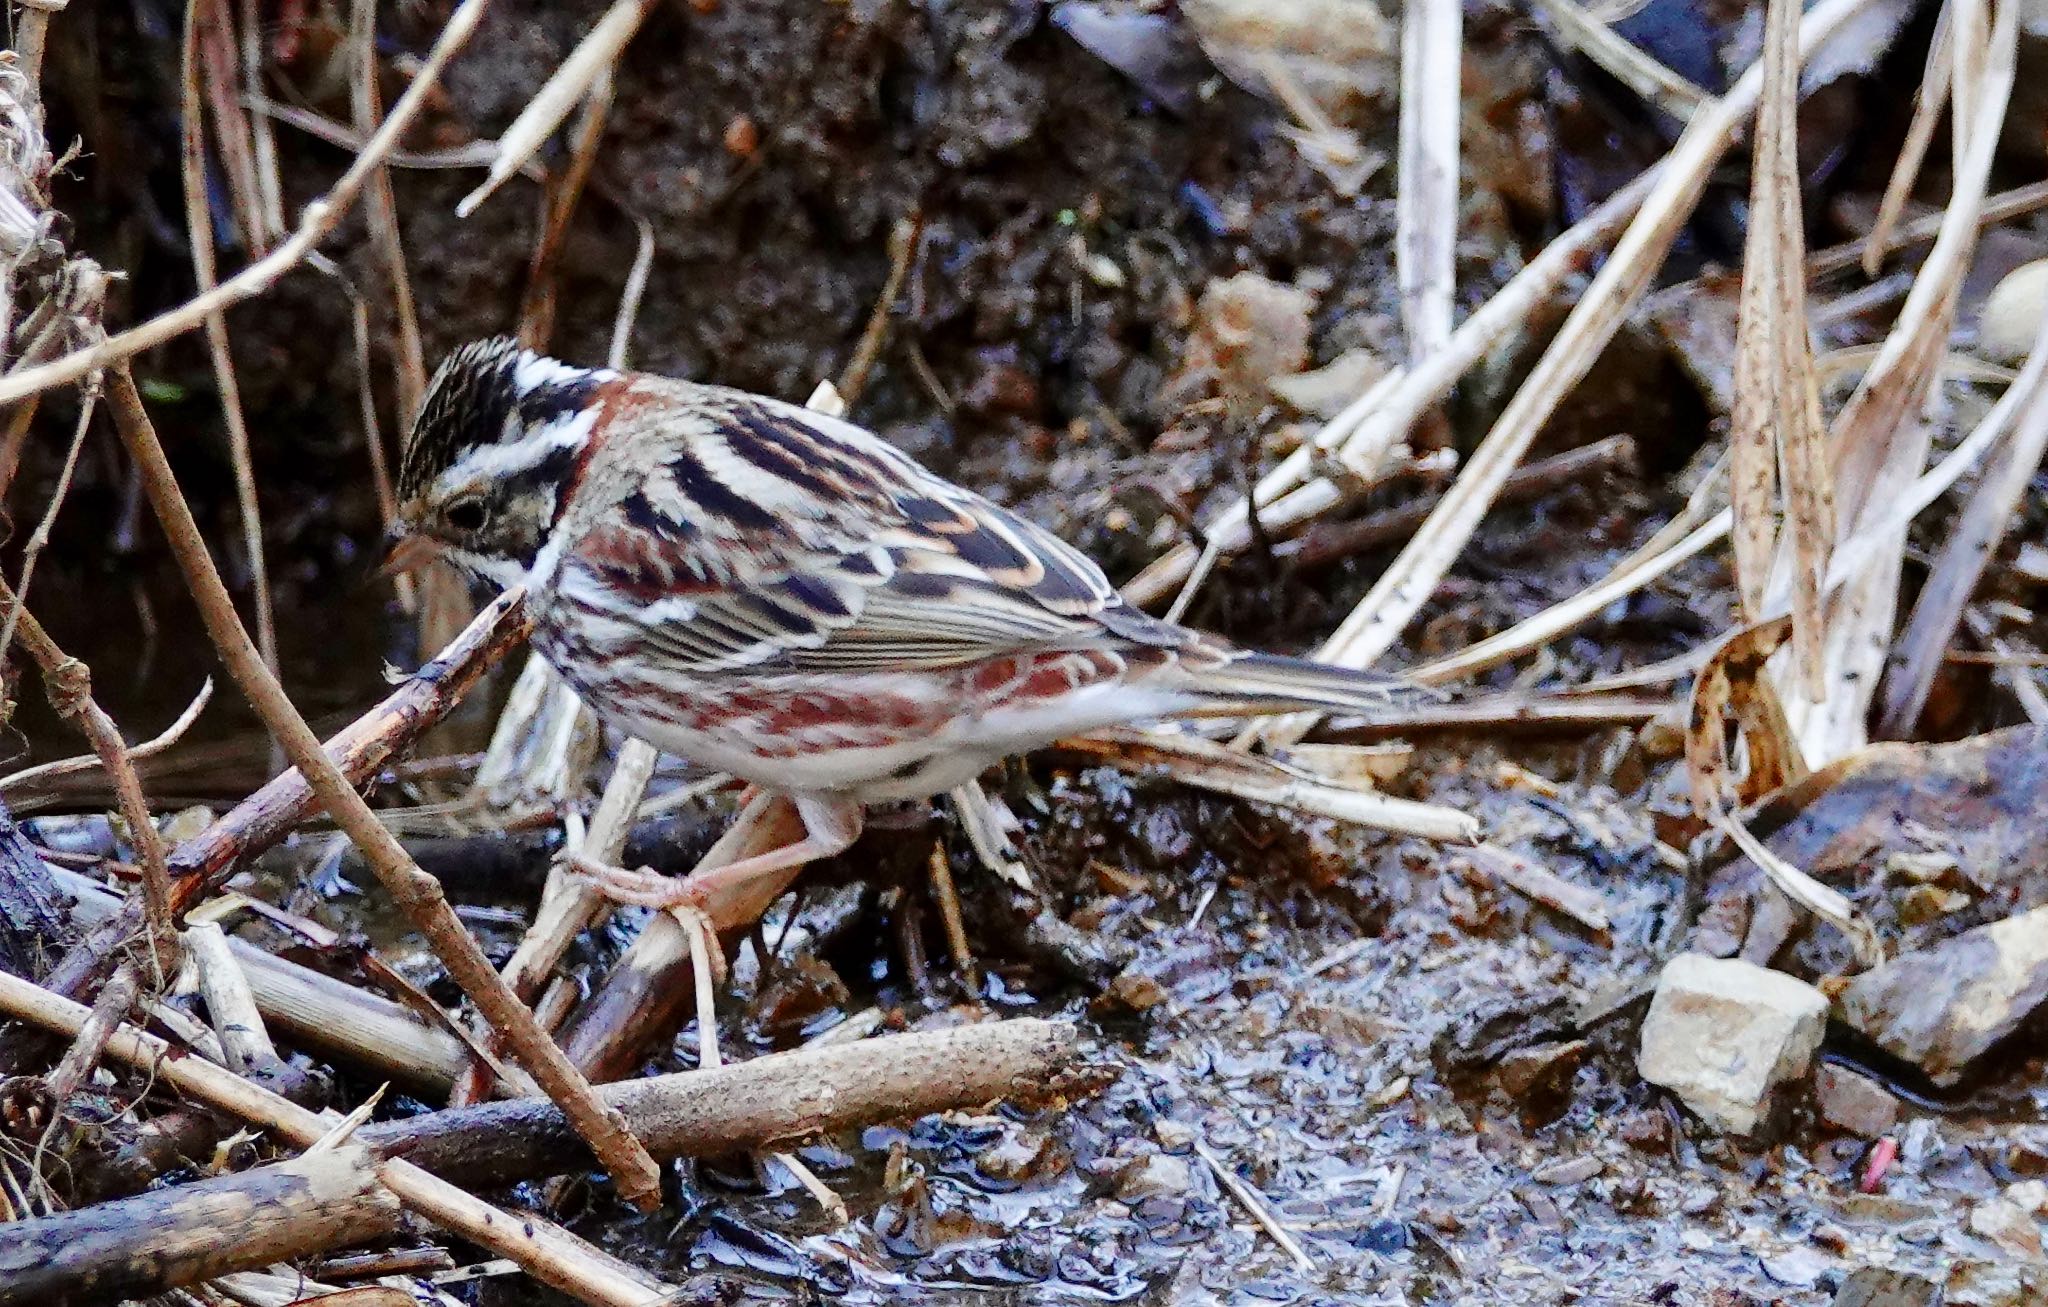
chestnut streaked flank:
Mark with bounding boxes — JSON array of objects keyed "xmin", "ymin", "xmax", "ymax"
[{"xmin": 392, "ymin": 339, "xmax": 1424, "ymax": 910}]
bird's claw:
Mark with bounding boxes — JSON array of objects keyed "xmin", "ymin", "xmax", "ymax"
[{"xmin": 563, "ymin": 853, "xmax": 728, "ymax": 980}]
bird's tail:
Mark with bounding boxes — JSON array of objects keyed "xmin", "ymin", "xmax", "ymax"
[{"xmin": 1170, "ymin": 651, "xmax": 1436, "ymax": 720}]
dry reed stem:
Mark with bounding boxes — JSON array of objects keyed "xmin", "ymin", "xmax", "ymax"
[
  {"xmin": 181, "ymin": 0, "xmax": 279, "ymax": 679},
  {"xmin": 1729, "ymin": 0, "xmax": 1833, "ymax": 697},
  {"xmin": 1411, "ymin": 510, "xmax": 1733, "ymax": 685},
  {"xmin": 1810, "ymin": 178, "xmax": 2048, "ymax": 276},
  {"xmin": 103, "ymin": 366, "xmax": 661, "ymax": 1209},
  {"xmin": 1779, "ymin": 0, "xmax": 2015, "ymax": 763},
  {"xmin": 0, "ymin": 969, "xmax": 679, "ymax": 1307},
  {"xmin": 457, "ymin": 0, "xmax": 658, "ymax": 218},
  {"xmin": 1881, "ymin": 302, "xmax": 2048, "ymax": 733},
  {"xmin": 0, "ymin": 0, "xmax": 491, "ymax": 406},
  {"xmin": 183, "ymin": 919, "xmax": 279, "ymax": 1075},
  {"xmin": 351, "ymin": 0, "xmax": 428, "ymax": 422},
  {"xmin": 1058, "ymin": 728, "xmax": 1481, "ymax": 844},
  {"xmin": 1396, "ymin": 0, "xmax": 1460, "ymax": 365},
  {"xmin": 1240, "ymin": 0, "xmax": 1878, "ymax": 752},
  {"xmin": 234, "ymin": 0, "xmax": 285, "ymax": 244}
]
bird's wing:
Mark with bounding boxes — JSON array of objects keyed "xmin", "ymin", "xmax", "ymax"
[{"xmin": 556, "ymin": 382, "xmax": 1204, "ymax": 674}]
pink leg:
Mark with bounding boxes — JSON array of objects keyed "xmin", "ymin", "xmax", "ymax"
[{"xmin": 568, "ymin": 793, "xmax": 863, "ymax": 927}]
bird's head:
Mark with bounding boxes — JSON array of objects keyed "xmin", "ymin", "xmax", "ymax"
[{"xmin": 387, "ymin": 338, "xmax": 616, "ymax": 589}]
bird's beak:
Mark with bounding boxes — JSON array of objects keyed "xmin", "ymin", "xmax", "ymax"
[{"xmin": 380, "ymin": 529, "xmax": 441, "ymax": 579}]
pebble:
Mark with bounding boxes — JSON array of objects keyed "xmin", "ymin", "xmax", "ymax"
[
  {"xmin": 1115, "ymin": 1152, "xmax": 1195, "ymax": 1202},
  {"xmin": 1495, "ymin": 1039, "xmax": 1588, "ymax": 1101},
  {"xmin": 1637, "ymin": 954, "xmax": 1828, "ymax": 1135},
  {"xmin": 1532, "ymin": 1155, "xmax": 1604, "ymax": 1186}
]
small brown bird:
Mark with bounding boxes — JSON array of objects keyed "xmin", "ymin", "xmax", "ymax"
[{"xmin": 390, "ymin": 340, "xmax": 1418, "ymax": 914}]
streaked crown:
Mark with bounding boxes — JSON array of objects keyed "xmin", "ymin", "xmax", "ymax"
[{"xmin": 398, "ymin": 338, "xmax": 613, "ymax": 504}]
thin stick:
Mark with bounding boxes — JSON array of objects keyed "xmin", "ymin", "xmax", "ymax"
[
  {"xmin": 1861, "ymin": 5, "xmax": 1953, "ymax": 279},
  {"xmin": 608, "ymin": 217, "xmax": 657, "ymax": 370},
  {"xmin": 0, "ymin": 969, "xmax": 678, "ymax": 1307},
  {"xmin": 181, "ymin": 0, "xmax": 278, "ymax": 678},
  {"xmin": 1056, "ymin": 728, "xmax": 1480, "ymax": 844},
  {"xmin": 1530, "ymin": 0, "xmax": 1708, "ymax": 119},
  {"xmin": 1276, "ymin": 436, "xmax": 1637, "ymax": 571},
  {"xmin": 456, "ymin": 0, "xmax": 658, "ymax": 218},
  {"xmin": 1809, "ymin": 178, "xmax": 2048, "ymax": 276},
  {"xmin": 235, "ymin": 0, "xmax": 285, "ymax": 243},
  {"xmin": 103, "ymin": 367, "xmax": 661, "ymax": 1209},
  {"xmin": 1195, "ymin": 1140, "xmax": 1313, "ymax": 1273},
  {"xmin": 682, "ymin": 909, "xmax": 719, "ymax": 1071},
  {"xmin": 837, "ymin": 211, "xmax": 922, "ymax": 406},
  {"xmin": 0, "ymin": 676, "xmax": 210, "ymax": 797},
  {"xmin": 926, "ymin": 841, "xmax": 978, "ymax": 991},
  {"xmin": 43, "ymin": 961, "xmax": 142, "ymax": 1104},
  {"xmin": 771, "ymin": 1151, "xmax": 850, "ymax": 1226},
  {"xmin": 0, "ymin": 0, "xmax": 493, "ymax": 407}
]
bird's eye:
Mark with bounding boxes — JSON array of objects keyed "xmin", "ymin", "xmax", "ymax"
[{"xmin": 445, "ymin": 498, "xmax": 488, "ymax": 533}]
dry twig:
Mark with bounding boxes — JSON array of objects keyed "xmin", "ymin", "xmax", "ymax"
[{"xmin": 103, "ymin": 367, "xmax": 661, "ymax": 1209}]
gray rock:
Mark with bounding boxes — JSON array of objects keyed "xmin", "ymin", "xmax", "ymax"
[
  {"xmin": 1637, "ymin": 953, "xmax": 1828, "ymax": 1135},
  {"xmin": 1839, "ymin": 904, "xmax": 2048, "ymax": 1085}
]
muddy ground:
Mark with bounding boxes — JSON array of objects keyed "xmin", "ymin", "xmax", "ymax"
[{"xmin": 12, "ymin": 0, "xmax": 2048, "ymax": 1302}]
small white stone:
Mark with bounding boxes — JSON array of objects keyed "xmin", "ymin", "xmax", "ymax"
[{"xmin": 1637, "ymin": 953, "xmax": 1828, "ymax": 1135}]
